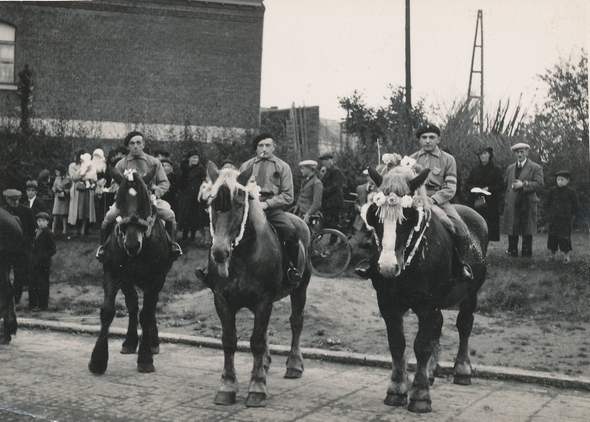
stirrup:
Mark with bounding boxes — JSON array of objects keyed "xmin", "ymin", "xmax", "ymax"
[
  {"xmin": 287, "ymin": 267, "xmax": 302, "ymax": 286},
  {"xmin": 195, "ymin": 267, "xmax": 208, "ymax": 282},
  {"xmin": 354, "ymin": 259, "xmax": 372, "ymax": 280},
  {"xmin": 95, "ymin": 245, "xmax": 105, "ymax": 263},
  {"xmin": 462, "ymin": 263, "xmax": 474, "ymax": 280},
  {"xmin": 170, "ymin": 242, "xmax": 183, "ymax": 260}
]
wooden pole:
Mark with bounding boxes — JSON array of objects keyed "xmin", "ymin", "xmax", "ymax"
[{"xmin": 405, "ymin": 0, "xmax": 412, "ymax": 108}]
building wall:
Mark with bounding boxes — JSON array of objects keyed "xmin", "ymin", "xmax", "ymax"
[{"xmin": 0, "ymin": 0, "xmax": 264, "ymax": 138}]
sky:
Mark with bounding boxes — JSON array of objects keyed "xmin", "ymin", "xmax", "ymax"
[{"xmin": 260, "ymin": 0, "xmax": 589, "ymax": 122}]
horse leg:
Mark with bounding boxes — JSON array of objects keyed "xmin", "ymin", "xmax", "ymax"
[
  {"xmin": 213, "ymin": 295, "xmax": 239, "ymax": 405},
  {"xmin": 137, "ymin": 290, "xmax": 159, "ymax": 373},
  {"xmin": 89, "ymin": 274, "xmax": 118, "ymax": 374},
  {"xmin": 245, "ymin": 301, "xmax": 273, "ymax": 408},
  {"xmin": 454, "ymin": 292, "xmax": 477, "ymax": 385},
  {"xmin": 150, "ymin": 317, "xmax": 160, "ymax": 355},
  {"xmin": 408, "ymin": 307, "xmax": 443, "ymax": 413},
  {"xmin": 120, "ymin": 284, "xmax": 139, "ymax": 354},
  {"xmin": 427, "ymin": 337, "xmax": 442, "ymax": 386},
  {"xmin": 285, "ymin": 285, "xmax": 307, "ymax": 379}
]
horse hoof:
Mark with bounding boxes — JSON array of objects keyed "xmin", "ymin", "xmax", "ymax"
[
  {"xmin": 120, "ymin": 345, "xmax": 137, "ymax": 354},
  {"xmin": 151, "ymin": 345, "xmax": 160, "ymax": 355},
  {"xmin": 214, "ymin": 391, "xmax": 236, "ymax": 405},
  {"xmin": 245, "ymin": 392, "xmax": 267, "ymax": 408},
  {"xmin": 137, "ymin": 363, "xmax": 155, "ymax": 373},
  {"xmin": 88, "ymin": 360, "xmax": 107, "ymax": 375},
  {"xmin": 284, "ymin": 368, "xmax": 303, "ymax": 379},
  {"xmin": 454, "ymin": 374, "xmax": 472, "ymax": 385},
  {"xmin": 384, "ymin": 393, "xmax": 407, "ymax": 407},
  {"xmin": 408, "ymin": 399, "xmax": 432, "ymax": 413},
  {"xmin": 0, "ymin": 336, "xmax": 11, "ymax": 345}
]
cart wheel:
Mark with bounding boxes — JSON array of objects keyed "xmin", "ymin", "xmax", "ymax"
[{"xmin": 309, "ymin": 228, "xmax": 352, "ymax": 278}]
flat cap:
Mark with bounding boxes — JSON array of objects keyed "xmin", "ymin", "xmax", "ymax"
[
  {"xmin": 299, "ymin": 160, "xmax": 318, "ymax": 168},
  {"xmin": 3, "ymin": 189, "xmax": 22, "ymax": 198},
  {"xmin": 319, "ymin": 153, "xmax": 334, "ymax": 160},
  {"xmin": 416, "ymin": 124, "xmax": 441, "ymax": 138},
  {"xmin": 251, "ymin": 132, "xmax": 275, "ymax": 150},
  {"xmin": 26, "ymin": 180, "xmax": 38, "ymax": 189},
  {"xmin": 124, "ymin": 131, "xmax": 144, "ymax": 147},
  {"xmin": 36, "ymin": 212, "xmax": 51, "ymax": 221},
  {"xmin": 511, "ymin": 142, "xmax": 530, "ymax": 151},
  {"xmin": 555, "ymin": 170, "xmax": 571, "ymax": 179}
]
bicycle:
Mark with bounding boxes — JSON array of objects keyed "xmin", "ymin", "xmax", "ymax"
[{"xmin": 306, "ymin": 214, "xmax": 353, "ymax": 278}]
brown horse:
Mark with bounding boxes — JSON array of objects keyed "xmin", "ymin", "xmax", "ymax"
[
  {"xmin": 89, "ymin": 166, "xmax": 172, "ymax": 374},
  {"xmin": 202, "ymin": 162, "xmax": 311, "ymax": 407},
  {"xmin": 361, "ymin": 166, "xmax": 488, "ymax": 413},
  {"xmin": 0, "ymin": 207, "xmax": 22, "ymax": 344}
]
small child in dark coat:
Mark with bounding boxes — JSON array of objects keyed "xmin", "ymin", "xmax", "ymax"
[
  {"xmin": 546, "ymin": 170, "xmax": 578, "ymax": 263},
  {"xmin": 30, "ymin": 212, "xmax": 57, "ymax": 310}
]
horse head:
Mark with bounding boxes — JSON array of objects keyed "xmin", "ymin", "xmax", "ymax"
[
  {"xmin": 362, "ymin": 164, "xmax": 431, "ymax": 278},
  {"xmin": 206, "ymin": 161, "xmax": 263, "ymax": 278},
  {"xmin": 111, "ymin": 166, "xmax": 158, "ymax": 257}
]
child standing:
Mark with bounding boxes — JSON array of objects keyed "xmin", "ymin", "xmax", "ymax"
[
  {"xmin": 546, "ymin": 170, "xmax": 578, "ymax": 263},
  {"xmin": 30, "ymin": 212, "xmax": 57, "ymax": 311}
]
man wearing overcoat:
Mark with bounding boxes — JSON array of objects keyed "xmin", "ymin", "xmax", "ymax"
[
  {"xmin": 293, "ymin": 160, "xmax": 323, "ymax": 224},
  {"xmin": 319, "ymin": 153, "xmax": 344, "ymax": 231}
]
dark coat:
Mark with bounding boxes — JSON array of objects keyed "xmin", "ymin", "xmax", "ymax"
[
  {"xmin": 465, "ymin": 160, "xmax": 504, "ymax": 241},
  {"xmin": 177, "ymin": 162, "xmax": 207, "ymax": 230},
  {"xmin": 161, "ymin": 171, "xmax": 179, "ymax": 215},
  {"xmin": 4, "ymin": 204, "xmax": 36, "ymax": 246},
  {"xmin": 546, "ymin": 186, "xmax": 578, "ymax": 221},
  {"xmin": 321, "ymin": 166, "xmax": 344, "ymax": 210},
  {"xmin": 31, "ymin": 227, "xmax": 57, "ymax": 269},
  {"xmin": 22, "ymin": 197, "xmax": 49, "ymax": 219},
  {"xmin": 501, "ymin": 159, "xmax": 544, "ymax": 235},
  {"xmin": 294, "ymin": 174, "xmax": 323, "ymax": 217}
]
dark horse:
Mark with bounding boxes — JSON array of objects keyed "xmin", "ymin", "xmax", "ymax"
[
  {"xmin": 89, "ymin": 166, "xmax": 173, "ymax": 374},
  {"xmin": 202, "ymin": 162, "xmax": 312, "ymax": 407},
  {"xmin": 0, "ymin": 207, "xmax": 22, "ymax": 344},
  {"xmin": 361, "ymin": 166, "xmax": 488, "ymax": 413}
]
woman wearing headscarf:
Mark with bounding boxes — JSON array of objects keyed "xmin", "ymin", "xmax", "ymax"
[{"xmin": 465, "ymin": 146, "xmax": 504, "ymax": 241}]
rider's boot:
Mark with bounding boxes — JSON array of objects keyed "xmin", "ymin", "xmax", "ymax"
[
  {"xmin": 455, "ymin": 234, "xmax": 475, "ymax": 283},
  {"xmin": 285, "ymin": 240, "xmax": 302, "ymax": 289},
  {"xmin": 166, "ymin": 222, "xmax": 183, "ymax": 261},
  {"xmin": 95, "ymin": 221, "xmax": 114, "ymax": 263}
]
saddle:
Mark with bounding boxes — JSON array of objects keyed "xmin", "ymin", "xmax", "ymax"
[{"xmin": 430, "ymin": 205, "xmax": 468, "ymax": 280}]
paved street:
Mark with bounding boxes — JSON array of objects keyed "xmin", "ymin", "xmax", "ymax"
[{"xmin": 0, "ymin": 328, "xmax": 589, "ymax": 421}]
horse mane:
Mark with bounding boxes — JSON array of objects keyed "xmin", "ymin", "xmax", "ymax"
[
  {"xmin": 115, "ymin": 172, "xmax": 153, "ymax": 220},
  {"xmin": 209, "ymin": 168, "xmax": 267, "ymax": 235},
  {"xmin": 379, "ymin": 166, "xmax": 432, "ymax": 213}
]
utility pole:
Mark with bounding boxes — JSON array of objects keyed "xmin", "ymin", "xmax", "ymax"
[
  {"xmin": 467, "ymin": 10, "xmax": 484, "ymax": 133},
  {"xmin": 405, "ymin": 0, "xmax": 411, "ymax": 108}
]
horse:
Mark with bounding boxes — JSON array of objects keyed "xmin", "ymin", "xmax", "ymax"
[
  {"xmin": 202, "ymin": 162, "xmax": 312, "ymax": 407},
  {"xmin": 0, "ymin": 207, "xmax": 22, "ymax": 344},
  {"xmin": 89, "ymin": 166, "xmax": 173, "ymax": 374},
  {"xmin": 361, "ymin": 165, "xmax": 488, "ymax": 413}
]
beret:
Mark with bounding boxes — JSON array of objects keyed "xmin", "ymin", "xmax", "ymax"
[
  {"xmin": 251, "ymin": 132, "xmax": 275, "ymax": 150},
  {"xmin": 26, "ymin": 180, "xmax": 38, "ymax": 189},
  {"xmin": 416, "ymin": 124, "xmax": 441, "ymax": 138},
  {"xmin": 299, "ymin": 160, "xmax": 318, "ymax": 168},
  {"xmin": 319, "ymin": 153, "xmax": 334, "ymax": 160},
  {"xmin": 3, "ymin": 189, "xmax": 22, "ymax": 198},
  {"xmin": 36, "ymin": 212, "xmax": 51, "ymax": 221},
  {"xmin": 555, "ymin": 170, "xmax": 571, "ymax": 179},
  {"xmin": 124, "ymin": 131, "xmax": 144, "ymax": 147},
  {"xmin": 511, "ymin": 142, "xmax": 530, "ymax": 151}
]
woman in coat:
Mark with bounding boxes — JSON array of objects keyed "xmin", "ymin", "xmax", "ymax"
[
  {"xmin": 51, "ymin": 164, "xmax": 71, "ymax": 235},
  {"xmin": 68, "ymin": 149, "xmax": 97, "ymax": 236},
  {"xmin": 465, "ymin": 146, "xmax": 504, "ymax": 241},
  {"xmin": 177, "ymin": 150, "xmax": 207, "ymax": 242}
]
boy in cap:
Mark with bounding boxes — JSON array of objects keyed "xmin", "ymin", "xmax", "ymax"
[
  {"xmin": 3, "ymin": 188, "xmax": 36, "ymax": 304},
  {"xmin": 30, "ymin": 212, "xmax": 57, "ymax": 311},
  {"xmin": 96, "ymin": 131, "xmax": 182, "ymax": 262},
  {"xmin": 546, "ymin": 170, "xmax": 578, "ymax": 263},
  {"xmin": 293, "ymin": 160, "xmax": 323, "ymax": 224},
  {"xmin": 501, "ymin": 142, "xmax": 544, "ymax": 257}
]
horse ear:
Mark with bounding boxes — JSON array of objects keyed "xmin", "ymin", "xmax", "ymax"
[
  {"xmin": 237, "ymin": 164, "xmax": 254, "ymax": 187},
  {"xmin": 207, "ymin": 161, "xmax": 219, "ymax": 183},
  {"xmin": 367, "ymin": 166, "xmax": 383, "ymax": 187},
  {"xmin": 409, "ymin": 169, "xmax": 431, "ymax": 193},
  {"xmin": 142, "ymin": 165, "xmax": 157, "ymax": 185},
  {"xmin": 109, "ymin": 165, "xmax": 124, "ymax": 185}
]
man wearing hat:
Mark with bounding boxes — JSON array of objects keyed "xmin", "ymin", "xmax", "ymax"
[
  {"xmin": 96, "ymin": 131, "xmax": 182, "ymax": 262},
  {"xmin": 238, "ymin": 132, "xmax": 302, "ymax": 286},
  {"xmin": 3, "ymin": 189, "xmax": 36, "ymax": 304},
  {"xmin": 408, "ymin": 124, "xmax": 474, "ymax": 282},
  {"xmin": 23, "ymin": 179, "xmax": 49, "ymax": 217},
  {"xmin": 318, "ymin": 152, "xmax": 344, "ymax": 233},
  {"xmin": 292, "ymin": 160, "xmax": 323, "ymax": 224},
  {"xmin": 30, "ymin": 212, "xmax": 56, "ymax": 311},
  {"xmin": 501, "ymin": 142, "xmax": 544, "ymax": 257},
  {"xmin": 545, "ymin": 170, "xmax": 578, "ymax": 263}
]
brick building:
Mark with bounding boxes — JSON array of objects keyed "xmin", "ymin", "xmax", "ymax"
[{"xmin": 0, "ymin": 0, "xmax": 264, "ymax": 140}]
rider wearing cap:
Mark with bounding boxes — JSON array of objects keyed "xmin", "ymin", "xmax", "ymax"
[{"xmin": 95, "ymin": 131, "xmax": 182, "ymax": 262}]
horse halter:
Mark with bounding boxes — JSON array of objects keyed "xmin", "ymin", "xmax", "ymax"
[{"xmin": 362, "ymin": 192, "xmax": 431, "ymax": 271}]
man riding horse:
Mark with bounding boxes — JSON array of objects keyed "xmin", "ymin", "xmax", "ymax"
[
  {"xmin": 356, "ymin": 124, "xmax": 474, "ymax": 285},
  {"xmin": 95, "ymin": 131, "xmax": 182, "ymax": 262}
]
